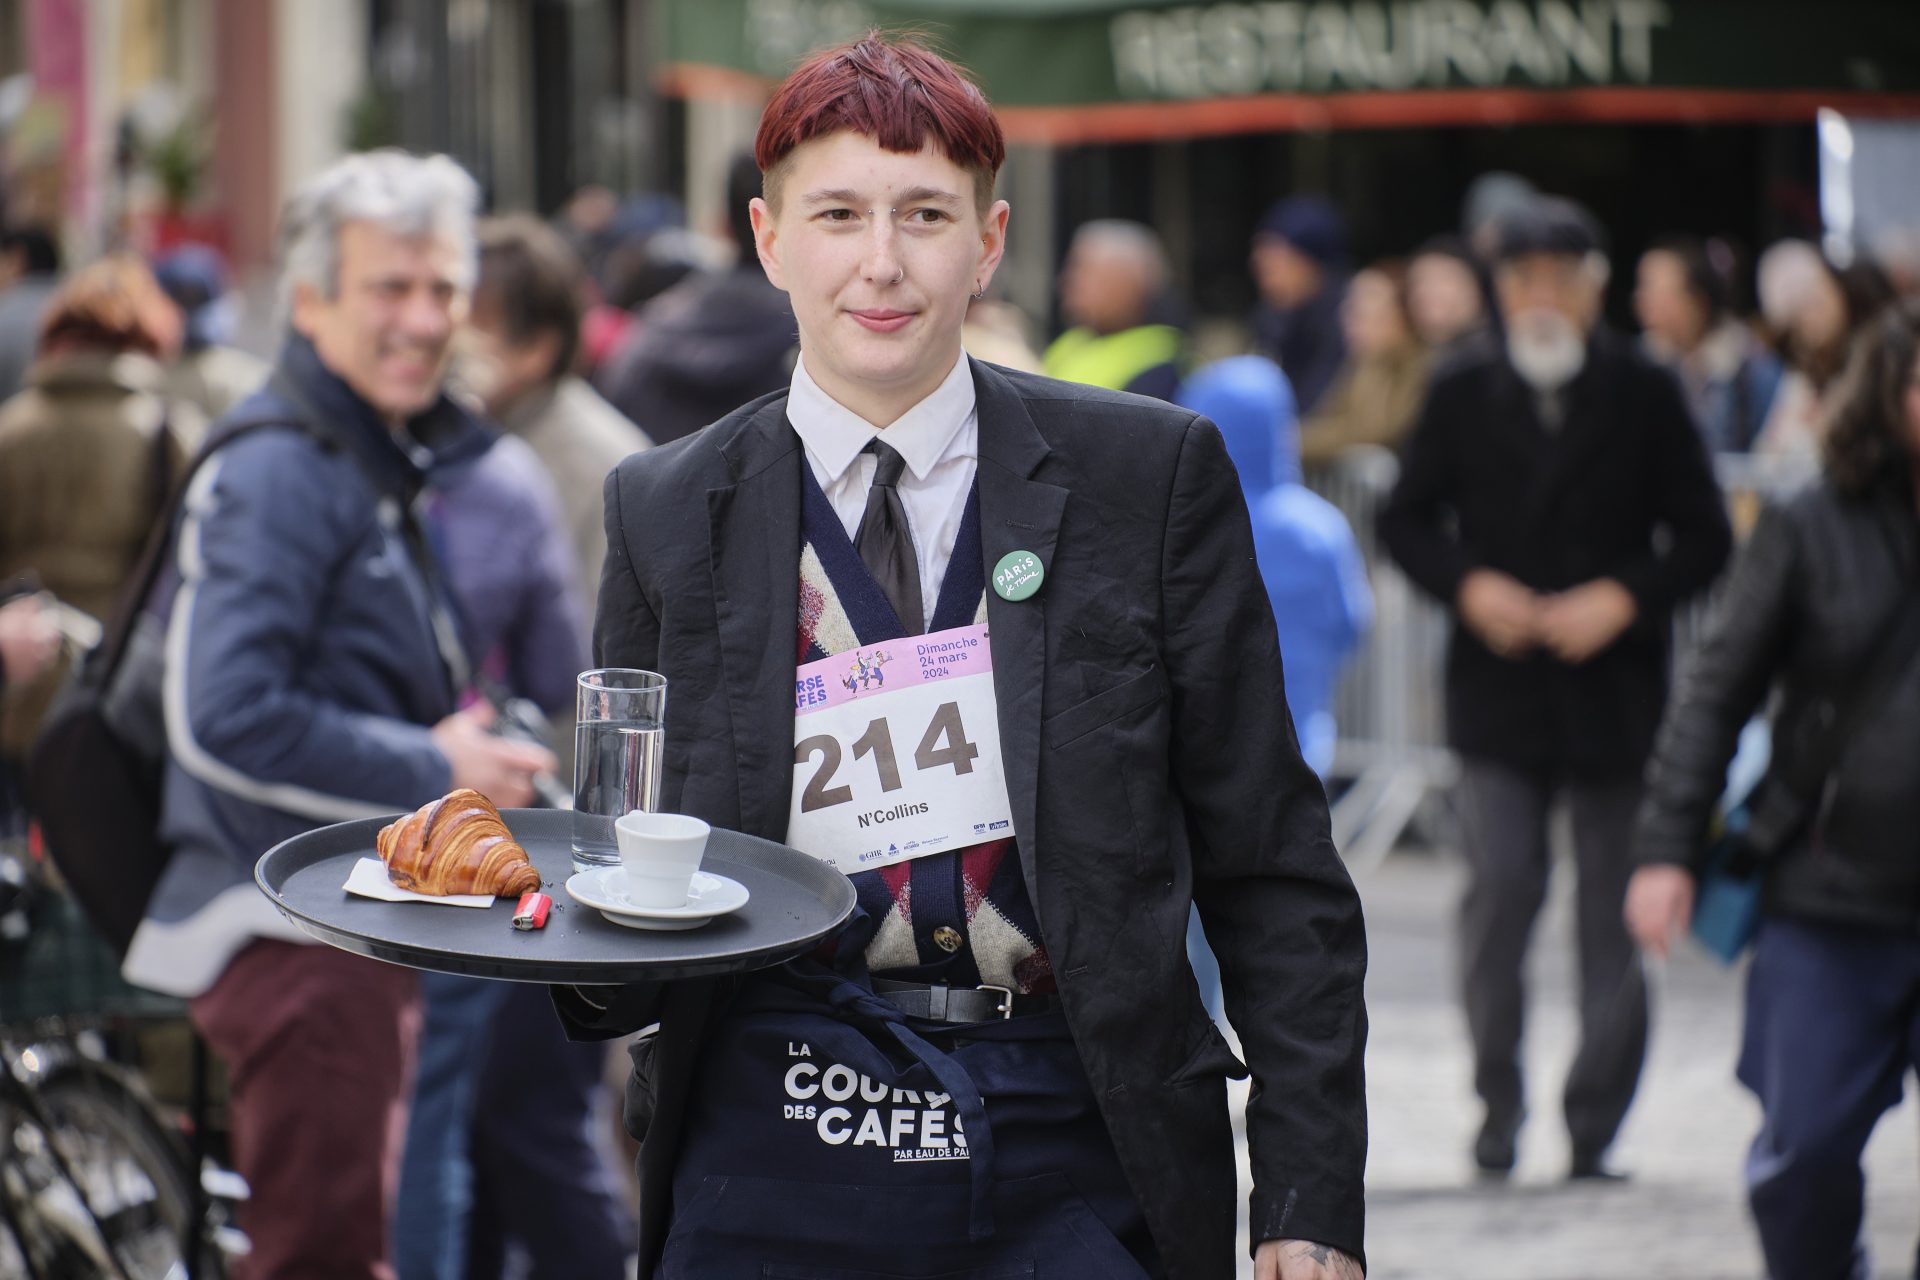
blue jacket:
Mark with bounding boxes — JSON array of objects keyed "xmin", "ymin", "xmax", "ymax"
[
  {"xmin": 127, "ymin": 335, "xmax": 480, "ymax": 996},
  {"xmin": 1178, "ymin": 356, "xmax": 1371, "ymax": 775}
]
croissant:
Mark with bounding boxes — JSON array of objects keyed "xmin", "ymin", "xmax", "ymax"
[{"xmin": 377, "ymin": 789, "xmax": 541, "ymax": 897}]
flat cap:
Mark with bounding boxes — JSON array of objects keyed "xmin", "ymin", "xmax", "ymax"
[{"xmin": 1494, "ymin": 196, "xmax": 1605, "ymax": 261}]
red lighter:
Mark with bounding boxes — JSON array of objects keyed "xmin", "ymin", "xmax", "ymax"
[{"xmin": 513, "ymin": 891, "xmax": 552, "ymax": 931}]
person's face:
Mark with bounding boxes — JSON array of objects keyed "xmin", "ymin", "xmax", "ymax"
[
  {"xmin": 461, "ymin": 299, "xmax": 562, "ymax": 419},
  {"xmin": 1341, "ymin": 270, "xmax": 1411, "ymax": 358},
  {"xmin": 292, "ymin": 221, "xmax": 469, "ymax": 423},
  {"xmin": 750, "ymin": 131, "xmax": 1008, "ymax": 423},
  {"xmin": 1795, "ymin": 271, "xmax": 1849, "ymax": 353},
  {"xmin": 1406, "ymin": 253, "xmax": 1483, "ymax": 347},
  {"xmin": 1059, "ymin": 237, "xmax": 1149, "ymax": 334},
  {"xmin": 1634, "ymin": 251, "xmax": 1705, "ymax": 350},
  {"xmin": 1495, "ymin": 251, "xmax": 1601, "ymax": 335},
  {"xmin": 1251, "ymin": 236, "xmax": 1319, "ymax": 309}
]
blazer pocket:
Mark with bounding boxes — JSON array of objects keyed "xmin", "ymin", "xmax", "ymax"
[
  {"xmin": 1166, "ymin": 1019, "xmax": 1250, "ymax": 1087},
  {"xmin": 1043, "ymin": 664, "xmax": 1168, "ymax": 750}
]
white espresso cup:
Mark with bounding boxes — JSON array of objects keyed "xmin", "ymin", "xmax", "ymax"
[{"xmin": 613, "ymin": 811, "xmax": 711, "ymax": 908}]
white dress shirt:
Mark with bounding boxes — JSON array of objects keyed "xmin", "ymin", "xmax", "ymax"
[{"xmin": 786, "ymin": 354, "xmax": 978, "ymax": 627}]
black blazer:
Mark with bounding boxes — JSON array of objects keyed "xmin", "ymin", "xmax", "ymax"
[
  {"xmin": 1378, "ymin": 331, "xmax": 1732, "ymax": 778},
  {"xmin": 563, "ymin": 360, "xmax": 1368, "ymax": 1278}
]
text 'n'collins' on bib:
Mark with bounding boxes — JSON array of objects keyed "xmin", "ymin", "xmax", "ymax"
[{"xmin": 787, "ymin": 622, "xmax": 1015, "ymax": 874}]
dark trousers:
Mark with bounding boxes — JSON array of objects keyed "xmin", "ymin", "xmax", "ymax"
[
  {"xmin": 1738, "ymin": 916, "xmax": 1920, "ymax": 1280},
  {"xmin": 1456, "ymin": 758, "xmax": 1648, "ymax": 1156},
  {"xmin": 394, "ymin": 972, "xmax": 507, "ymax": 1280},
  {"xmin": 192, "ymin": 940, "xmax": 420, "ymax": 1280},
  {"xmin": 465, "ymin": 980, "xmax": 634, "ymax": 1278}
]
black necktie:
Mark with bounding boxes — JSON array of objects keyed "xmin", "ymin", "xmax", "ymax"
[{"xmin": 855, "ymin": 440, "xmax": 924, "ymax": 635}]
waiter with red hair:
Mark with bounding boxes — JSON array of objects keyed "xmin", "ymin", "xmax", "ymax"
[{"xmin": 562, "ymin": 33, "xmax": 1367, "ymax": 1280}]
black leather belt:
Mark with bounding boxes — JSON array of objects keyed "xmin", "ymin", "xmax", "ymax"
[{"xmin": 870, "ymin": 978, "xmax": 1061, "ymax": 1023}]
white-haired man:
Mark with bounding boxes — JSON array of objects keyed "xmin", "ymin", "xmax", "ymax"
[
  {"xmin": 1379, "ymin": 197, "xmax": 1731, "ymax": 1183},
  {"xmin": 122, "ymin": 150, "xmax": 552, "ymax": 1277}
]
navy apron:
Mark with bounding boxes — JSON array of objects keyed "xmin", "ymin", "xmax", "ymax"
[{"xmin": 655, "ymin": 961, "xmax": 1160, "ymax": 1279}]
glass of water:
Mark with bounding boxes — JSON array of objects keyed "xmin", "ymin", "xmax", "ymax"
[{"xmin": 572, "ymin": 669, "xmax": 667, "ymax": 871}]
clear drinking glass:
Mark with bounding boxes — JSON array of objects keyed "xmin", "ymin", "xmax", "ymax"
[{"xmin": 572, "ymin": 669, "xmax": 667, "ymax": 871}]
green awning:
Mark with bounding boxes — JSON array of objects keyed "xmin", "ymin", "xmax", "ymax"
[{"xmin": 660, "ymin": 0, "xmax": 1920, "ymax": 139}]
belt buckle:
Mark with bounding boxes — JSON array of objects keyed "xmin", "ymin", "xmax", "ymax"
[{"xmin": 975, "ymin": 984, "xmax": 1014, "ymax": 1020}]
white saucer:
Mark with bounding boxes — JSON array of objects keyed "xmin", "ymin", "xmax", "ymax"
[{"xmin": 564, "ymin": 866, "xmax": 749, "ymax": 931}]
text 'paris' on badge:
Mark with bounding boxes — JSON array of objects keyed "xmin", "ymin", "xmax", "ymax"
[{"xmin": 992, "ymin": 550, "xmax": 1044, "ymax": 602}]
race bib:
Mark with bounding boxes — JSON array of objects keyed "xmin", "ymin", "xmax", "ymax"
[{"xmin": 788, "ymin": 623, "xmax": 1015, "ymax": 874}]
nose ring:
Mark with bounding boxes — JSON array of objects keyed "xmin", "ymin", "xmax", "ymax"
[{"xmin": 891, "ymin": 269, "xmax": 903, "ymax": 286}]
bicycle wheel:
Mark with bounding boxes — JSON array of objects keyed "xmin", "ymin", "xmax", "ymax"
[{"xmin": 0, "ymin": 1052, "xmax": 202, "ymax": 1279}]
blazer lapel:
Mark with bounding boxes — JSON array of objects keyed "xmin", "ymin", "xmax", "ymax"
[
  {"xmin": 972, "ymin": 362, "xmax": 1068, "ymax": 916},
  {"xmin": 708, "ymin": 401, "xmax": 803, "ymax": 841}
]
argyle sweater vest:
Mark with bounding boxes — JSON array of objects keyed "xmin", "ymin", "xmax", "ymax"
[{"xmin": 796, "ymin": 465, "xmax": 1056, "ymax": 996}]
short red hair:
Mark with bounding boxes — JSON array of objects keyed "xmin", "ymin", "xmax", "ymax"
[{"xmin": 755, "ymin": 33, "xmax": 1006, "ymax": 211}]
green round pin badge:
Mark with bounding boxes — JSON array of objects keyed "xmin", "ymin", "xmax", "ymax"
[{"xmin": 992, "ymin": 550, "xmax": 1045, "ymax": 602}]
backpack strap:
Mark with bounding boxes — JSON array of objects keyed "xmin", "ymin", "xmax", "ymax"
[
  {"xmin": 92, "ymin": 413, "xmax": 318, "ymax": 692},
  {"xmin": 144, "ymin": 416, "xmax": 177, "ymax": 531}
]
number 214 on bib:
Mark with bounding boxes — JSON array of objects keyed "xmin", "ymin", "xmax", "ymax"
[{"xmin": 785, "ymin": 623, "xmax": 1017, "ymax": 874}]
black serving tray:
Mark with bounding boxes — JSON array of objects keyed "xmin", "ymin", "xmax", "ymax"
[{"xmin": 255, "ymin": 809, "xmax": 855, "ymax": 983}]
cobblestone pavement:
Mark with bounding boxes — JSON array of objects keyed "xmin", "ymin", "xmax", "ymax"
[{"xmin": 1229, "ymin": 848, "xmax": 1919, "ymax": 1280}]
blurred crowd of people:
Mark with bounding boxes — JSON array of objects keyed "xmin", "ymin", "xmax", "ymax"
[
  {"xmin": 1041, "ymin": 175, "xmax": 1910, "ymax": 489},
  {"xmin": 0, "ymin": 128, "xmax": 1915, "ymax": 1280},
  {"xmin": 1026, "ymin": 173, "xmax": 1919, "ymax": 1279}
]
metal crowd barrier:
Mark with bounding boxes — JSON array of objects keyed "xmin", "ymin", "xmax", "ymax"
[{"xmin": 1300, "ymin": 447, "xmax": 1815, "ymax": 870}]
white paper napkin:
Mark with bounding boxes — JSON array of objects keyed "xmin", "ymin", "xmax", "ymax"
[{"xmin": 343, "ymin": 857, "xmax": 496, "ymax": 908}]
